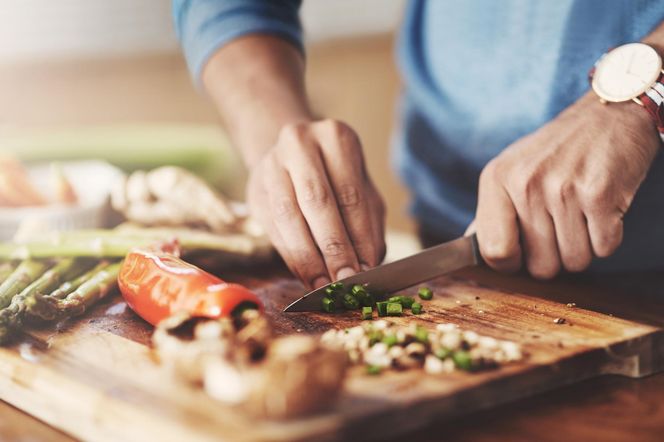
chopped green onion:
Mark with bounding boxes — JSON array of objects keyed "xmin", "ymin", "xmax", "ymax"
[
  {"xmin": 361, "ymin": 306, "xmax": 373, "ymax": 320},
  {"xmin": 386, "ymin": 302, "xmax": 403, "ymax": 316},
  {"xmin": 325, "ymin": 286, "xmax": 336, "ymax": 296},
  {"xmin": 411, "ymin": 302, "xmax": 423, "ymax": 314},
  {"xmin": 366, "ymin": 365, "xmax": 382, "ymax": 375},
  {"xmin": 382, "ymin": 334, "xmax": 398, "ymax": 347},
  {"xmin": 368, "ymin": 329, "xmax": 383, "ymax": 345},
  {"xmin": 351, "ymin": 284, "xmax": 366, "ymax": 296},
  {"xmin": 322, "ymin": 296, "xmax": 336, "ymax": 313},
  {"xmin": 376, "ymin": 301, "xmax": 388, "ymax": 317},
  {"xmin": 418, "ymin": 287, "xmax": 433, "ymax": 300},
  {"xmin": 415, "ymin": 326, "xmax": 429, "ymax": 343},
  {"xmin": 330, "ymin": 282, "xmax": 344, "ymax": 291},
  {"xmin": 387, "ymin": 295, "xmax": 415, "ymax": 308},
  {"xmin": 342, "ymin": 293, "xmax": 360, "ymax": 310},
  {"xmin": 435, "ymin": 348, "xmax": 451, "ymax": 360},
  {"xmin": 351, "ymin": 284, "xmax": 375, "ymax": 307},
  {"xmin": 452, "ymin": 350, "xmax": 473, "ymax": 371}
]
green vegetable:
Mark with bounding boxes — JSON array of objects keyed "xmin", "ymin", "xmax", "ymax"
[
  {"xmin": 351, "ymin": 284, "xmax": 374, "ymax": 307},
  {"xmin": 0, "ymin": 260, "xmax": 51, "ymax": 310},
  {"xmin": 411, "ymin": 302, "xmax": 423, "ymax": 314},
  {"xmin": 0, "ymin": 228, "xmax": 272, "ymax": 260},
  {"xmin": 418, "ymin": 287, "xmax": 433, "ymax": 300},
  {"xmin": 366, "ymin": 365, "xmax": 382, "ymax": 375},
  {"xmin": 435, "ymin": 348, "xmax": 451, "ymax": 360},
  {"xmin": 386, "ymin": 302, "xmax": 402, "ymax": 316},
  {"xmin": 329, "ymin": 282, "xmax": 344, "ymax": 291},
  {"xmin": 25, "ymin": 261, "xmax": 122, "ymax": 321},
  {"xmin": 368, "ymin": 329, "xmax": 383, "ymax": 345},
  {"xmin": 361, "ymin": 306, "xmax": 373, "ymax": 320},
  {"xmin": 387, "ymin": 295, "xmax": 415, "ymax": 309},
  {"xmin": 376, "ymin": 301, "xmax": 388, "ymax": 317},
  {"xmin": 415, "ymin": 326, "xmax": 429, "ymax": 343},
  {"xmin": 452, "ymin": 350, "xmax": 473, "ymax": 371},
  {"xmin": 342, "ymin": 293, "xmax": 360, "ymax": 310},
  {"xmin": 382, "ymin": 334, "xmax": 398, "ymax": 347},
  {"xmin": 322, "ymin": 296, "xmax": 336, "ymax": 313}
]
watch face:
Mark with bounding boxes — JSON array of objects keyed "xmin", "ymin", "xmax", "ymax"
[{"xmin": 592, "ymin": 43, "xmax": 662, "ymax": 102}]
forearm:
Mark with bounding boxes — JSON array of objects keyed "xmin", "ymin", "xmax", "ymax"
[{"xmin": 202, "ymin": 35, "xmax": 313, "ymax": 167}]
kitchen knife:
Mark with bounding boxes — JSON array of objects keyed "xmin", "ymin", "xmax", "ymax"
[{"xmin": 283, "ymin": 233, "xmax": 483, "ymax": 312}]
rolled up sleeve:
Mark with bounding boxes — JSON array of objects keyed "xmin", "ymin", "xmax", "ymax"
[{"xmin": 173, "ymin": 0, "xmax": 303, "ymax": 86}]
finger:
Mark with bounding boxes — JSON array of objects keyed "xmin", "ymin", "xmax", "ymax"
[
  {"xmin": 316, "ymin": 122, "xmax": 383, "ymax": 267},
  {"xmin": 549, "ymin": 195, "xmax": 593, "ymax": 272},
  {"xmin": 261, "ymin": 162, "xmax": 331, "ymax": 288},
  {"xmin": 518, "ymin": 207, "xmax": 561, "ymax": 280},
  {"xmin": 586, "ymin": 212, "xmax": 624, "ymax": 258},
  {"xmin": 283, "ymin": 143, "xmax": 361, "ymax": 280},
  {"xmin": 476, "ymin": 168, "xmax": 522, "ymax": 272},
  {"xmin": 367, "ymin": 185, "xmax": 387, "ymax": 266}
]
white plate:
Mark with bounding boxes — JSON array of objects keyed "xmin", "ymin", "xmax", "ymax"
[{"xmin": 0, "ymin": 160, "xmax": 123, "ymax": 241}]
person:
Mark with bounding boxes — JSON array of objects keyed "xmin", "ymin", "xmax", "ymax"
[{"xmin": 173, "ymin": 0, "xmax": 664, "ymax": 288}]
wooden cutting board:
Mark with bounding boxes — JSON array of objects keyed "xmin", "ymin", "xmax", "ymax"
[{"xmin": 1, "ymin": 265, "xmax": 663, "ymax": 442}]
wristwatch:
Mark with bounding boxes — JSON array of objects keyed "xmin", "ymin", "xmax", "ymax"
[{"xmin": 590, "ymin": 42, "xmax": 664, "ymax": 141}]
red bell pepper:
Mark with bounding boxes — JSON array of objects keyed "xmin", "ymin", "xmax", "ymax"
[{"xmin": 117, "ymin": 249, "xmax": 262, "ymax": 326}]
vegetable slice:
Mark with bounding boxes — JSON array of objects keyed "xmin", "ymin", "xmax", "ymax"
[
  {"xmin": 386, "ymin": 302, "xmax": 402, "ymax": 316},
  {"xmin": 418, "ymin": 287, "xmax": 433, "ymax": 300},
  {"xmin": 361, "ymin": 306, "xmax": 372, "ymax": 320}
]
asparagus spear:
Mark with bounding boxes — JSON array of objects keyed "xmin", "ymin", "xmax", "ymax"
[
  {"xmin": 0, "ymin": 228, "xmax": 270, "ymax": 260},
  {"xmin": 45, "ymin": 261, "xmax": 111, "ymax": 301},
  {"xmin": 0, "ymin": 258, "xmax": 92, "ymax": 342},
  {"xmin": 26, "ymin": 261, "xmax": 122, "ymax": 321},
  {"xmin": 0, "ymin": 260, "xmax": 50, "ymax": 309},
  {"xmin": 0, "ymin": 262, "xmax": 16, "ymax": 283}
]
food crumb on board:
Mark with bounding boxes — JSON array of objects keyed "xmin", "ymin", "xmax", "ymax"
[
  {"xmin": 553, "ymin": 318, "xmax": 566, "ymax": 325},
  {"xmin": 455, "ymin": 300, "xmax": 461, "ymax": 304},
  {"xmin": 478, "ymin": 310, "xmax": 484, "ymax": 314},
  {"xmin": 475, "ymin": 296, "xmax": 480, "ymax": 300},
  {"xmin": 566, "ymin": 303, "xmax": 576, "ymax": 308},
  {"xmin": 296, "ymin": 329, "xmax": 303, "ymax": 333}
]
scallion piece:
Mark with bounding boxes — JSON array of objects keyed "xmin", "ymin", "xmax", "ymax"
[
  {"xmin": 330, "ymin": 282, "xmax": 344, "ymax": 291},
  {"xmin": 452, "ymin": 350, "xmax": 473, "ymax": 371},
  {"xmin": 418, "ymin": 287, "xmax": 433, "ymax": 300},
  {"xmin": 412, "ymin": 302, "xmax": 423, "ymax": 314},
  {"xmin": 361, "ymin": 306, "xmax": 373, "ymax": 320},
  {"xmin": 415, "ymin": 326, "xmax": 429, "ymax": 343},
  {"xmin": 366, "ymin": 365, "xmax": 382, "ymax": 375},
  {"xmin": 322, "ymin": 296, "xmax": 336, "ymax": 313},
  {"xmin": 342, "ymin": 293, "xmax": 360, "ymax": 310},
  {"xmin": 387, "ymin": 295, "xmax": 415, "ymax": 308},
  {"xmin": 382, "ymin": 334, "xmax": 398, "ymax": 347},
  {"xmin": 386, "ymin": 302, "xmax": 402, "ymax": 316},
  {"xmin": 376, "ymin": 301, "xmax": 388, "ymax": 317},
  {"xmin": 435, "ymin": 348, "xmax": 451, "ymax": 360}
]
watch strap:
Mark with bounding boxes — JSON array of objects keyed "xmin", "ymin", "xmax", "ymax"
[{"xmin": 638, "ymin": 72, "xmax": 664, "ymax": 141}]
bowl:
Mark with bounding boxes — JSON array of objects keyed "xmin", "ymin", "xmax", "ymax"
[{"xmin": 0, "ymin": 160, "xmax": 123, "ymax": 241}]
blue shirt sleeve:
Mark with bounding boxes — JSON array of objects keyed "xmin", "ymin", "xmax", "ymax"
[{"xmin": 173, "ymin": 0, "xmax": 303, "ymax": 86}]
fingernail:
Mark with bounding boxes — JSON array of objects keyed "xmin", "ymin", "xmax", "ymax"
[
  {"xmin": 360, "ymin": 263, "xmax": 371, "ymax": 271},
  {"xmin": 312, "ymin": 276, "xmax": 331, "ymax": 288},
  {"xmin": 336, "ymin": 267, "xmax": 356, "ymax": 280}
]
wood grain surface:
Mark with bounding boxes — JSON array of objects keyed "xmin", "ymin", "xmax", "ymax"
[{"xmin": 1, "ymin": 264, "xmax": 663, "ymax": 442}]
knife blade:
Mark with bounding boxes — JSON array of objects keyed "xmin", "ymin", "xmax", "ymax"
[{"xmin": 283, "ymin": 233, "xmax": 482, "ymax": 312}]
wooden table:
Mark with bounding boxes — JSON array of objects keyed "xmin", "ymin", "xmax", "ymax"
[{"xmin": 2, "ymin": 268, "xmax": 663, "ymax": 442}]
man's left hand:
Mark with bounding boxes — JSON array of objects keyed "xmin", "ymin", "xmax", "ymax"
[{"xmin": 471, "ymin": 93, "xmax": 661, "ymax": 279}]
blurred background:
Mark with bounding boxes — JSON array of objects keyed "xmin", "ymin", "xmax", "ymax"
[{"xmin": 0, "ymin": 0, "xmax": 415, "ymax": 245}]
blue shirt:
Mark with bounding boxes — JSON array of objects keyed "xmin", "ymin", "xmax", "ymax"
[{"xmin": 174, "ymin": 0, "xmax": 664, "ymax": 272}]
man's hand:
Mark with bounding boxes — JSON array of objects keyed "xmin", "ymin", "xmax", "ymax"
[
  {"xmin": 247, "ymin": 119, "xmax": 386, "ymax": 288},
  {"xmin": 472, "ymin": 93, "xmax": 660, "ymax": 279}
]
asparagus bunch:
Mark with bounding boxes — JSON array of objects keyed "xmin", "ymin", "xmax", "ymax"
[
  {"xmin": 0, "ymin": 258, "xmax": 121, "ymax": 344},
  {"xmin": 26, "ymin": 261, "xmax": 122, "ymax": 321}
]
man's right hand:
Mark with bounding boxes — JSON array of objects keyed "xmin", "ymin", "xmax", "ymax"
[{"xmin": 246, "ymin": 119, "xmax": 386, "ymax": 289}]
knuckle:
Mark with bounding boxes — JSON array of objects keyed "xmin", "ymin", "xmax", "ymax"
[
  {"xmin": 482, "ymin": 239, "xmax": 515, "ymax": 262},
  {"xmin": 272, "ymin": 196, "xmax": 298, "ymax": 219},
  {"xmin": 337, "ymin": 183, "xmax": 363, "ymax": 208},
  {"xmin": 278, "ymin": 122, "xmax": 309, "ymax": 146},
  {"xmin": 580, "ymin": 181, "xmax": 612, "ymax": 209},
  {"xmin": 300, "ymin": 178, "xmax": 330, "ymax": 208},
  {"xmin": 321, "ymin": 238, "xmax": 350, "ymax": 258},
  {"xmin": 593, "ymin": 223, "xmax": 623, "ymax": 257}
]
